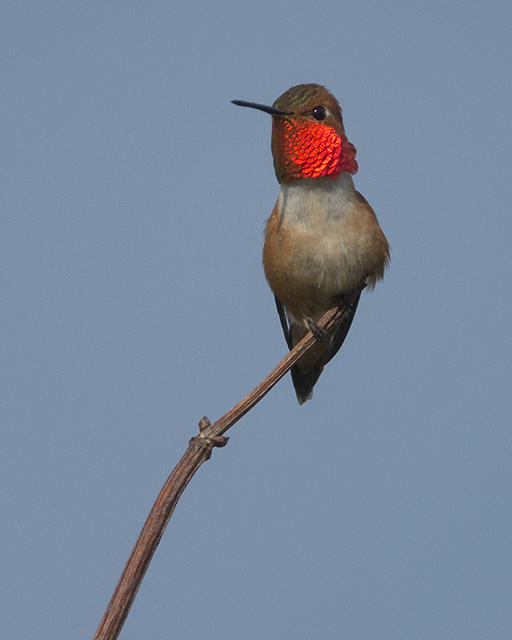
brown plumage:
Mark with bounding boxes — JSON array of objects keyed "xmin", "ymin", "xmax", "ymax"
[
  {"xmin": 233, "ymin": 84, "xmax": 389, "ymax": 403},
  {"xmin": 263, "ymin": 178, "xmax": 389, "ymax": 403}
]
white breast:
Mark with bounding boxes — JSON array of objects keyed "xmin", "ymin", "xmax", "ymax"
[{"xmin": 277, "ymin": 174, "xmax": 369, "ymax": 294}]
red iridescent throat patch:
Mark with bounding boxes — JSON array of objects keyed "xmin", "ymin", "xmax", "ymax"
[{"xmin": 274, "ymin": 119, "xmax": 358, "ymax": 181}]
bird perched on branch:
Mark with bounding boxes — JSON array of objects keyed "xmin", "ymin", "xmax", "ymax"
[{"xmin": 233, "ymin": 84, "xmax": 389, "ymax": 404}]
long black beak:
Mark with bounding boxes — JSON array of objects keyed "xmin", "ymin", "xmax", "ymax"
[{"xmin": 231, "ymin": 99, "xmax": 291, "ymax": 116}]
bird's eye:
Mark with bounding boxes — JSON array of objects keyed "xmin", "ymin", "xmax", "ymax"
[{"xmin": 312, "ymin": 106, "xmax": 326, "ymax": 121}]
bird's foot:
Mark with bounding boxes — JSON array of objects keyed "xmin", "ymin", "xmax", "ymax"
[{"xmin": 306, "ymin": 317, "xmax": 327, "ymax": 342}]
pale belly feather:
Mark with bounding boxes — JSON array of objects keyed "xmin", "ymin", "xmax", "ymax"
[{"xmin": 263, "ymin": 174, "xmax": 388, "ymax": 324}]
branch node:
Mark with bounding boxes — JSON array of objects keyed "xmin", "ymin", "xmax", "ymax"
[
  {"xmin": 190, "ymin": 432, "xmax": 229, "ymax": 459},
  {"xmin": 198, "ymin": 416, "xmax": 211, "ymax": 432},
  {"xmin": 211, "ymin": 435, "xmax": 229, "ymax": 447}
]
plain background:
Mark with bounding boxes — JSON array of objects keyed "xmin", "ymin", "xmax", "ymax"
[{"xmin": 2, "ymin": 1, "xmax": 511, "ymax": 638}]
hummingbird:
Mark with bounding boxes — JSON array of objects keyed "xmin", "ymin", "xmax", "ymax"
[{"xmin": 232, "ymin": 84, "xmax": 389, "ymax": 404}]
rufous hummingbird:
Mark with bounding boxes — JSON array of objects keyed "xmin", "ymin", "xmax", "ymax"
[{"xmin": 232, "ymin": 84, "xmax": 389, "ymax": 404}]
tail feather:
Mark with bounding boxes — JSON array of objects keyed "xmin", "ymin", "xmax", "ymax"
[{"xmin": 291, "ymin": 362, "xmax": 324, "ymax": 404}]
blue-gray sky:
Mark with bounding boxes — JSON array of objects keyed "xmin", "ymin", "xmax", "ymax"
[{"xmin": 2, "ymin": 2, "xmax": 511, "ymax": 638}]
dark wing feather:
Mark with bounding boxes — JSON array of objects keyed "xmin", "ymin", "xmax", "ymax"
[
  {"xmin": 274, "ymin": 295, "xmax": 293, "ymax": 350},
  {"xmin": 324, "ymin": 289, "xmax": 362, "ymax": 365}
]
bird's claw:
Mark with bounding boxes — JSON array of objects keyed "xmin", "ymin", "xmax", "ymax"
[{"xmin": 306, "ymin": 317, "xmax": 327, "ymax": 342}]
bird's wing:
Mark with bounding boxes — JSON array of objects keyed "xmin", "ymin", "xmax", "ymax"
[
  {"xmin": 323, "ymin": 289, "xmax": 362, "ymax": 366},
  {"xmin": 274, "ymin": 295, "xmax": 293, "ymax": 350}
]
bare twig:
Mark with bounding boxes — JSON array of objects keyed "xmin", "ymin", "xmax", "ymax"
[{"xmin": 93, "ymin": 302, "xmax": 351, "ymax": 640}]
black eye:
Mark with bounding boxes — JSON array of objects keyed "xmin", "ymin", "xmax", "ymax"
[{"xmin": 312, "ymin": 106, "xmax": 326, "ymax": 121}]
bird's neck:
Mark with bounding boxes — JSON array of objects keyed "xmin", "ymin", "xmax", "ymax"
[{"xmin": 277, "ymin": 173, "xmax": 357, "ymax": 224}]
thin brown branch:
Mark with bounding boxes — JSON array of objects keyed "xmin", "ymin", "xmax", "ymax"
[{"xmin": 93, "ymin": 301, "xmax": 351, "ymax": 640}]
